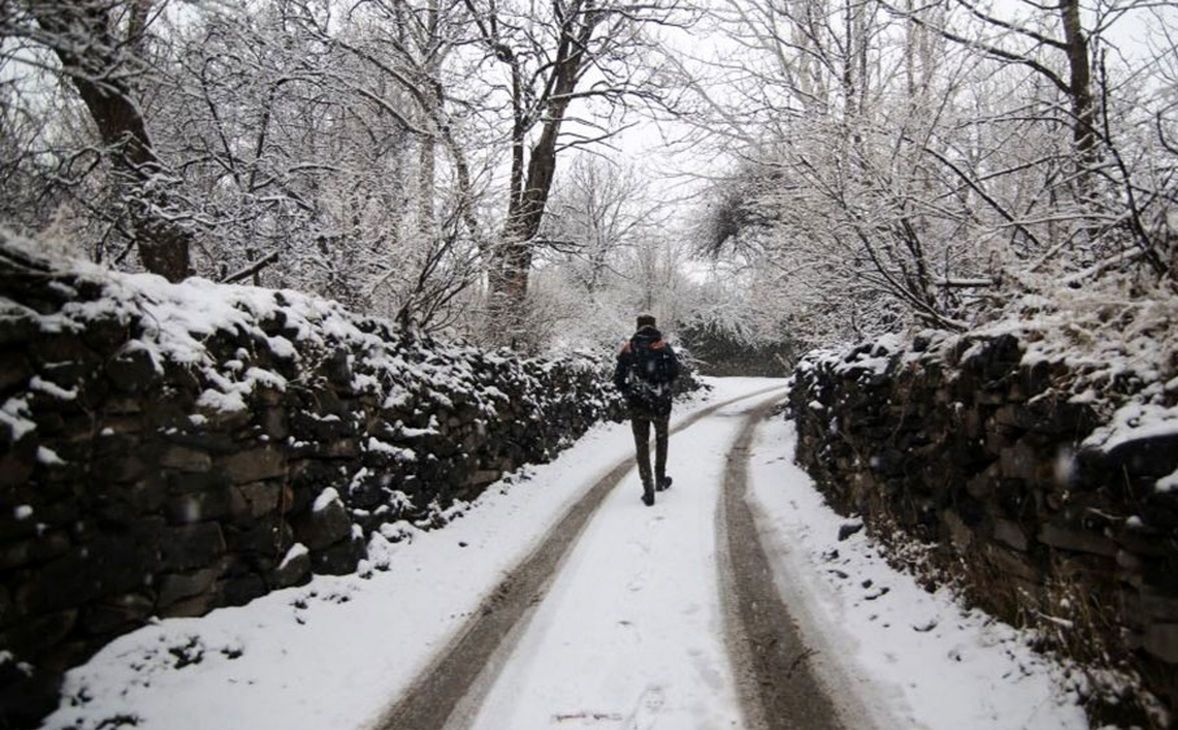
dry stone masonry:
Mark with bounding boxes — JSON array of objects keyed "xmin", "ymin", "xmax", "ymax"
[
  {"xmin": 0, "ymin": 238, "xmax": 693, "ymax": 727},
  {"xmin": 789, "ymin": 331, "xmax": 1178, "ymax": 727}
]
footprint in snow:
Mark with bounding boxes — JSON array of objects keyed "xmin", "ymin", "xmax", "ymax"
[{"xmin": 626, "ymin": 685, "xmax": 666, "ymax": 730}]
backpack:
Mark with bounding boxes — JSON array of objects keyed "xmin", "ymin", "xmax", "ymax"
[{"xmin": 629, "ymin": 337, "xmax": 674, "ymax": 386}]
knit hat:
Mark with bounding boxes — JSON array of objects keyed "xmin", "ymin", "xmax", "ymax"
[{"xmin": 636, "ymin": 314, "xmax": 656, "ymax": 328}]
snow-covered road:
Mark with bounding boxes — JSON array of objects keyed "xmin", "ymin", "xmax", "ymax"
[
  {"xmin": 43, "ymin": 378, "xmax": 1088, "ymax": 730},
  {"xmin": 458, "ymin": 391, "xmax": 781, "ymax": 730}
]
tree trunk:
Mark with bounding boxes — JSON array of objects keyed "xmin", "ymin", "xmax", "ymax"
[
  {"xmin": 487, "ymin": 4, "xmax": 597, "ymax": 338},
  {"xmin": 1058, "ymin": 0, "xmax": 1097, "ymax": 171},
  {"xmin": 33, "ymin": 0, "xmax": 191, "ymax": 282}
]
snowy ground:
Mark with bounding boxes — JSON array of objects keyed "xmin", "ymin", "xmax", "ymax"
[
  {"xmin": 746, "ymin": 419, "xmax": 1088, "ymax": 730},
  {"xmin": 42, "ymin": 378, "xmax": 1086, "ymax": 730}
]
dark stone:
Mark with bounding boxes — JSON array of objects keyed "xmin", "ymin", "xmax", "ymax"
[
  {"xmin": 466, "ymin": 469, "xmax": 502, "ymax": 488},
  {"xmin": 962, "ymin": 334, "xmax": 1021, "ymax": 381},
  {"xmin": 28, "ymin": 334, "xmax": 97, "ymax": 369},
  {"xmin": 0, "ymin": 530, "xmax": 71, "ymax": 571},
  {"xmin": 324, "ymin": 350, "xmax": 353, "ymax": 387},
  {"xmin": 311, "ymin": 536, "xmax": 364, "ymax": 576},
  {"xmin": 81, "ymin": 593, "xmax": 154, "ymax": 635},
  {"xmin": 0, "ymin": 443, "xmax": 35, "ymax": 489},
  {"xmin": 225, "ymin": 517, "xmax": 293, "ymax": 555},
  {"xmin": 289, "ymin": 460, "xmax": 343, "ymax": 509},
  {"xmin": 994, "ymin": 478, "xmax": 1036, "ymax": 520},
  {"xmin": 0, "ymin": 311, "xmax": 41, "ymax": 345},
  {"xmin": 0, "ymin": 351, "xmax": 31, "ymax": 394},
  {"xmin": 158, "ymin": 567, "xmax": 222, "ymax": 609},
  {"xmin": 79, "ymin": 314, "xmax": 131, "ymax": 355},
  {"xmin": 0, "ymin": 507, "xmax": 38, "ymax": 542},
  {"xmin": 0, "ymin": 609, "xmax": 77, "ymax": 657},
  {"xmin": 33, "ymin": 500, "xmax": 80, "ymax": 529},
  {"xmin": 222, "ymin": 574, "xmax": 267, "ymax": 607},
  {"xmin": 91, "ymin": 453, "xmax": 147, "ymax": 484},
  {"xmin": 998, "ymin": 442, "xmax": 1039, "ymax": 483},
  {"xmin": 992, "ymin": 519, "xmax": 1028, "ymax": 551},
  {"xmin": 88, "ymin": 478, "xmax": 164, "ymax": 525},
  {"xmin": 1143, "ymin": 623, "xmax": 1178, "ymax": 663},
  {"xmin": 869, "ymin": 449, "xmax": 904, "ymax": 476},
  {"xmin": 164, "ymin": 364, "xmax": 203, "ymax": 393},
  {"xmin": 292, "ymin": 493, "xmax": 352, "ymax": 551},
  {"xmin": 271, "ymin": 545, "xmax": 311, "ymax": 588},
  {"xmin": 15, "ymin": 535, "xmax": 157, "ymax": 615},
  {"xmin": 159, "ymin": 428, "xmax": 236, "ymax": 455},
  {"xmin": 348, "ymin": 473, "xmax": 387, "ymax": 510},
  {"xmin": 197, "ymin": 400, "xmax": 252, "ymax": 431},
  {"xmin": 983, "ymin": 543, "xmax": 1040, "ymax": 582},
  {"xmin": 1114, "ymin": 524, "xmax": 1169, "ymax": 557},
  {"xmin": 106, "ymin": 346, "xmax": 161, "ymax": 393},
  {"xmin": 161, "ymin": 523, "xmax": 226, "ymax": 571},
  {"xmin": 290, "ymin": 409, "xmax": 353, "ymax": 442},
  {"xmin": 1037, "ymin": 523, "xmax": 1117, "ymax": 557},
  {"xmin": 165, "ymin": 488, "xmax": 234, "ymax": 524},
  {"xmin": 91, "ymin": 428, "xmax": 140, "ymax": 458},
  {"xmin": 0, "ymin": 660, "xmax": 62, "ymax": 730},
  {"xmin": 262, "ymin": 407, "xmax": 288, "ymax": 440},
  {"xmin": 321, "ymin": 438, "xmax": 360, "ymax": 459},
  {"xmin": 123, "ymin": 475, "xmax": 167, "ymax": 513},
  {"xmin": 1139, "ymin": 590, "xmax": 1178, "ymax": 622},
  {"xmin": 1103, "ymin": 434, "xmax": 1178, "ymax": 480},
  {"xmin": 104, "ymin": 395, "xmax": 142, "ymax": 415},
  {"xmin": 161, "ymin": 589, "xmax": 218, "ymax": 619},
  {"xmin": 233, "ymin": 481, "xmax": 282, "ymax": 519},
  {"xmin": 218, "ymin": 447, "xmax": 285, "ymax": 484},
  {"xmin": 837, "ymin": 521, "xmax": 864, "ymax": 541},
  {"xmin": 167, "ymin": 469, "xmax": 233, "ymax": 495},
  {"xmin": 159, "ymin": 445, "xmax": 213, "ymax": 473}
]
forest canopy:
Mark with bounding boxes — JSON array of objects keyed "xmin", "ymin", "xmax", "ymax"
[{"xmin": 1, "ymin": 0, "xmax": 1175, "ymax": 354}]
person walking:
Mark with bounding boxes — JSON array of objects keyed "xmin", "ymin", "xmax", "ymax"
[{"xmin": 613, "ymin": 314, "xmax": 680, "ymax": 506}]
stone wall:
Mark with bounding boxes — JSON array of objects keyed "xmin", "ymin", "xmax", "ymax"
[
  {"xmin": 789, "ymin": 332, "xmax": 1178, "ymax": 727},
  {"xmin": 0, "ymin": 240, "xmax": 692, "ymax": 726}
]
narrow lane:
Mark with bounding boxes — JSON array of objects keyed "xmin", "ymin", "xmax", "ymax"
[
  {"xmin": 373, "ymin": 385, "xmax": 787, "ymax": 730},
  {"xmin": 462, "ymin": 394, "xmax": 786, "ymax": 729}
]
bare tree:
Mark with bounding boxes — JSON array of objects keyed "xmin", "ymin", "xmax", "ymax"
[
  {"xmin": 690, "ymin": 0, "xmax": 1176, "ymax": 342},
  {"xmin": 4, "ymin": 0, "xmax": 193, "ymax": 280},
  {"xmin": 458, "ymin": 0, "xmax": 690, "ymax": 340},
  {"xmin": 539, "ymin": 156, "xmax": 663, "ymax": 292}
]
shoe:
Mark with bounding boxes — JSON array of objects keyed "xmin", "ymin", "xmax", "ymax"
[
  {"xmin": 642, "ymin": 483, "xmax": 655, "ymax": 506},
  {"xmin": 656, "ymin": 476, "xmax": 672, "ymax": 492}
]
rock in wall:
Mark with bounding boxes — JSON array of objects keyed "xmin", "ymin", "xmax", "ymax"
[
  {"xmin": 0, "ymin": 238, "xmax": 697, "ymax": 726},
  {"xmin": 789, "ymin": 331, "xmax": 1178, "ymax": 726}
]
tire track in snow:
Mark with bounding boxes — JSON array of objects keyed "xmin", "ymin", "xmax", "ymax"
[
  {"xmin": 372, "ymin": 384, "xmax": 788, "ymax": 730},
  {"xmin": 717, "ymin": 398, "xmax": 845, "ymax": 730}
]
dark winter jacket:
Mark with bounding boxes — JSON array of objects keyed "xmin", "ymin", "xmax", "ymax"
[{"xmin": 613, "ymin": 325, "xmax": 680, "ymax": 417}]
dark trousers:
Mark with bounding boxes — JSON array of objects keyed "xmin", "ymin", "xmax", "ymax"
[{"xmin": 630, "ymin": 413, "xmax": 669, "ymax": 488}]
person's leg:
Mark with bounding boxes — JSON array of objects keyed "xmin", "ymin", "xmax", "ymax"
[
  {"xmin": 654, "ymin": 414, "xmax": 670, "ymax": 489},
  {"xmin": 630, "ymin": 415, "xmax": 653, "ymax": 488}
]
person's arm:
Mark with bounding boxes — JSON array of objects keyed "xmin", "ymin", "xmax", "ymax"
[{"xmin": 613, "ymin": 342, "xmax": 630, "ymax": 393}]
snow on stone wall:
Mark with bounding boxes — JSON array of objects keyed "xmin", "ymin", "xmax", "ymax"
[
  {"xmin": 0, "ymin": 235, "xmax": 692, "ymax": 726},
  {"xmin": 789, "ymin": 329, "xmax": 1178, "ymax": 727}
]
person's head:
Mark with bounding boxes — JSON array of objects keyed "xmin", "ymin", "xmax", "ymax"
[{"xmin": 636, "ymin": 314, "xmax": 656, "ymax": 330}]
